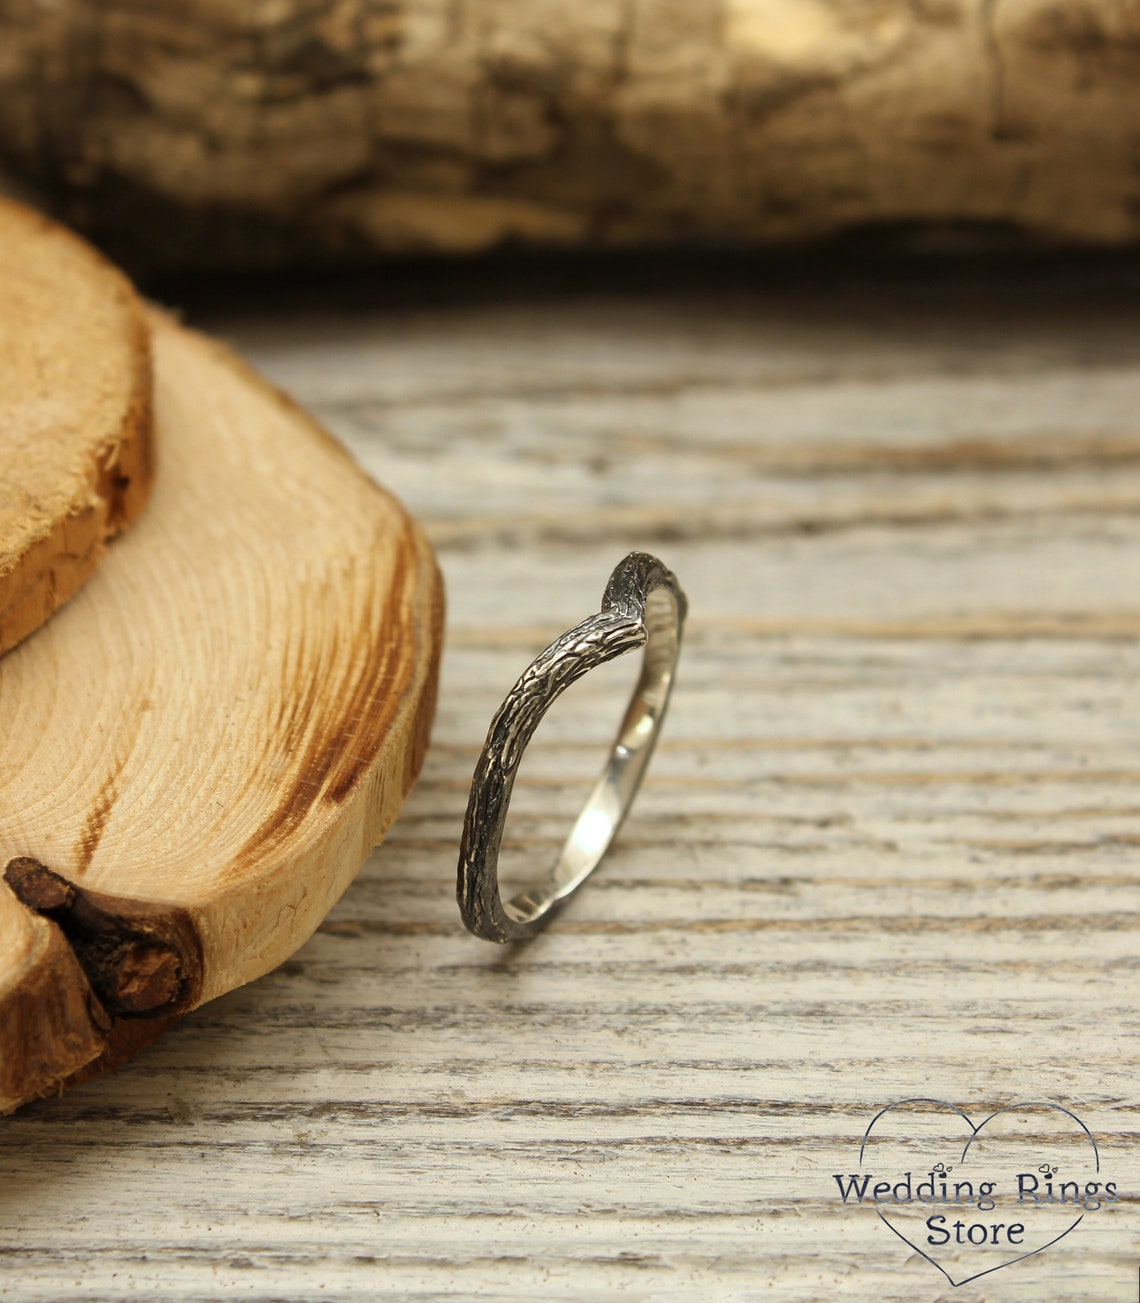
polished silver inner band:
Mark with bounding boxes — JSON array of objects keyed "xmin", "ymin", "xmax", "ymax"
[{"xmin": 457, "ymin": 552, "xmax": 688, "ymax": 943}]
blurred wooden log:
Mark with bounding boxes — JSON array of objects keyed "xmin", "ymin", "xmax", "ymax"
[
  {"xmin": 0, "ymin": 198, "xmax": 153, "ymax": 653},
  {"xmin": 0, "ymin": 0, "xmax": 1138, "ymax": 271},
  {"xmin": 0, "ymin": 309, "xmax": 443, "ymax": 1113}
]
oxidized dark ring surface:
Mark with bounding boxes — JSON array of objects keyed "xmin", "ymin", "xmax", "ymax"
[{"xmin": 457, "ymin": 552, "xmax": 687, "ymax": 943}]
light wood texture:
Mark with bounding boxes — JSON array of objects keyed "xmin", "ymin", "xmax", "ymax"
[
  {"xmin": 0, "ymin": 311, "xmax": 442, "ymax": 1113},
  {"xmin": 1, "ymin": 264, "xmax": 1138, "ymax": 1299},
  {"xmin": 2, "ymin": 1, "xmax": 1140, "ymax": 271},
  {"xmin": 0, "ymin": 197, "xmax": 153, "ymax": 653}
]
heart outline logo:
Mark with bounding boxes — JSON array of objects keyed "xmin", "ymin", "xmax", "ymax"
[{"xmin": 859, "ymin": 1098, "xmax": 1100, "ymax": 1288}]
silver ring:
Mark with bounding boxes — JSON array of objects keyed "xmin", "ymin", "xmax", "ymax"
[{"xmin": 457, "ymin": 552, "xmax": 687, "ymax": 942}]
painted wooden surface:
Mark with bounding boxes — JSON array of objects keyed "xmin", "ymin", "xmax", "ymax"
[{"xmin": 2, "ymin": 260, "xmax": 1138, "ymax": 1300}]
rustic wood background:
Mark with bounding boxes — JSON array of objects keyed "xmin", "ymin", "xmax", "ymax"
[
  {"xmin": 2, "ymin": 254, "xmax": 1138, "ymax": 1299},
  {"xmin": 7, "ymin": 0, "xmax": 1140, "ymax": 267}
]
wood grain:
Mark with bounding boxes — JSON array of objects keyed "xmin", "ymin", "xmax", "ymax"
[
  {"xmin": 0, "ymin": 311, "xmax": 442, "ymax": 1112},
  {"xmin": 1, "ymin": 266, "xmax": 1137, "ymax": 1299},
  {"xmin": 0, "ymin": 197, "xmax": 153, "ymax": 654}
]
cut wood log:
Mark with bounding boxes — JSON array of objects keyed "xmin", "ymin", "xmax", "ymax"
[
  {"xmin": 1, "ymin": 0, "xmax": 1139, "ymax": 271},
  {"xmin": 0, "ymin": 197, "xmax": 154, "ymax": 653},
  {"xmin": 0, "ymin": 309, "xmax": 443, "ymax": 1113}
]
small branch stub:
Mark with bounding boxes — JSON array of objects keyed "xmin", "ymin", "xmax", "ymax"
[{"xmin": 4, "ymin": 858, "xmax": 202, "ymax": 1018}]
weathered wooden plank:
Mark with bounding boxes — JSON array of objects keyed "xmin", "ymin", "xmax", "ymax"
[{"xmin": 2, "ymin": 272, "xmax": 1138, "ymax": 1301}]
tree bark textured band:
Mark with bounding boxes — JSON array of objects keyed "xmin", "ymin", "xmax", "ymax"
[{"xmin": 457, "ymin": 552, "xmax": 687, "ymax": 943}]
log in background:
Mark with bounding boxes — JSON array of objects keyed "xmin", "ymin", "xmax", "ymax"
[
  {"xmin": 1, "ymin": 0, "xmax": 1139, "ymax": 269},
  {"xmin": 0, "ymin": 255, "xmax": 1137, "ymax": 1298}
]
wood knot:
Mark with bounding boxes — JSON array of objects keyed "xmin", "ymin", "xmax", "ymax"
[
  {"xmin": 3, "ymin": 856, "xmax": 202, "ymax": 1019},
  {"xmin": 4, "ymin": 856, "xmax": 75, "ymax": 911}
]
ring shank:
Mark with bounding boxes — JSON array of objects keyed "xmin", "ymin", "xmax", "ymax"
[
  {"xmin": 457, "ymin": 554, "xmax": 687, "ymax": 942},
  {"xmin": 505, "ymin": 585, "xmax": 680, "ymax": 925}
]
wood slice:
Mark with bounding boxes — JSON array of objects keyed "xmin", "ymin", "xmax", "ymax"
[
  {"xmin": 0, "ymin": 197, "xmax": 154, "ymax": 654},
  {"xmin": 0, "ymin": 310, "xmax": 443, "ymax": 1113}
]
